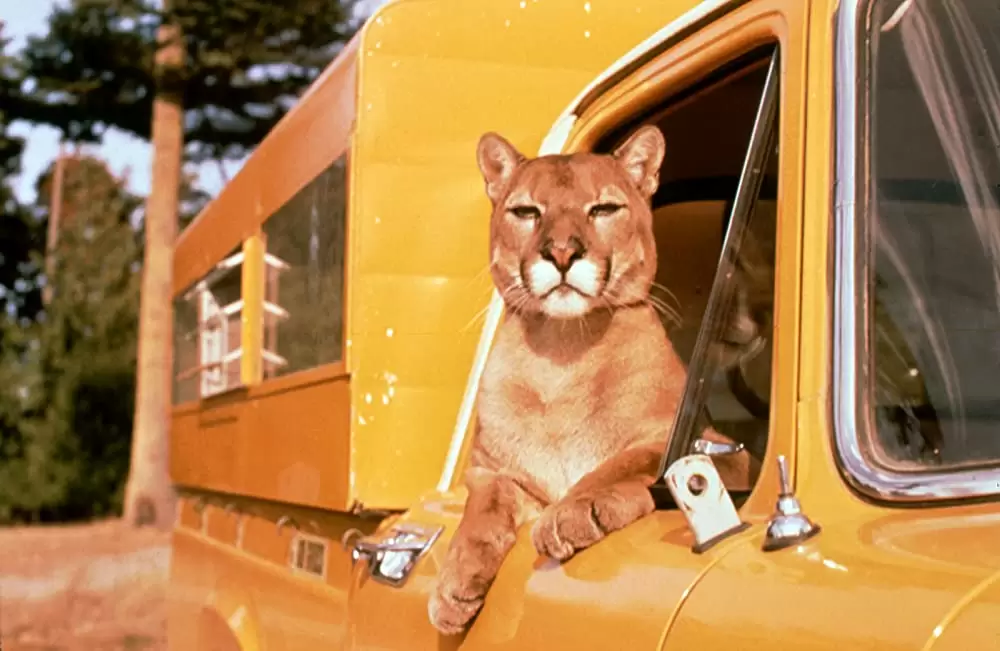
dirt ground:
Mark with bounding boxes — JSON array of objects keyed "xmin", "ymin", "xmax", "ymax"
[{"xmin": 0, "ymin": 519, "xmax": 170, "ymax": 651}]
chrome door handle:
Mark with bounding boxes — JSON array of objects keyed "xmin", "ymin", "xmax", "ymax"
[
  {"xmin": 342, "ymin": 523, "xmax": 444, "ymax": 588},
  {"xmin": 691, "ymin": 438, "xmax": 745, "ymax": 456}
]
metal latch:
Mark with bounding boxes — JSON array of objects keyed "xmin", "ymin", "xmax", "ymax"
[
  {"xmin": 342, "ymin": 523, "xmax": 444, "ymax": 587},
  {"xmin": 664, "ymin": 454, "xmax": 750, "ymax": 553}
]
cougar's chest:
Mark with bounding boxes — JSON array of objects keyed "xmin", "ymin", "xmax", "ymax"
[{"xmin": 480, "ymin": 352, "xmax": 619, "ymax": 500}]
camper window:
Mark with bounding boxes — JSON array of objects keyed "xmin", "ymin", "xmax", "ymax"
[
  {"xmin": 173, "ymin": 244, "xmax": 245, "ymax": 402},
  {"xmin": 261, "ymin": 155, "xmax": 348, "ymax": 379}
]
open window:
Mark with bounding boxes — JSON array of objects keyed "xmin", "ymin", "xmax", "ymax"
[
  {"xmin": 173, "ymin": 245, "xmax": 245, "ymax": 402},
  {"xmin": 595, "ymin": 47, "xmax": 780, "ymax": 496}
]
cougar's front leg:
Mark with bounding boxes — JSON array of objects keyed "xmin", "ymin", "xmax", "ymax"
[
  {"xmin": 530, "ymin": 432, "xmax": 758, "ymax": 561},
  {"xmin": 531, "ymin": 442, "xmax": 662, "ymax": 562},
  {"xmin": 429, "ymin": 467, "xmax": 536, "ymax": 636}
]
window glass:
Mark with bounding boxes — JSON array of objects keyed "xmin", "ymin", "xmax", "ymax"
[
  {"xmin": 262, "ymin": 156, "xmax": 347, "ymax": 378},
  {"xmin": 174, "ymin": 287, "xmax": 200, "ymax": 405},
  {"xmin": 867, "ymin": 0, "xmax": 1000, "ymax": 468},
  {"xmin": 173, "ymin": 245, "xmax": 243, "ymax": 403}
]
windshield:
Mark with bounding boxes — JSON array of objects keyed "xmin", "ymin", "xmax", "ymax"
[{"xmin": 866, "ymin": 0, "xmax": 1000, "ymax": 470}]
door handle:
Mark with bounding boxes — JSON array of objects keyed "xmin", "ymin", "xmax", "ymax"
[
  {"xmin": 690, "ymin": 438, "xmax": 745, "ymax": 456},
  {"xmin": 342, "ymin": 523, "xmax": 444, "ymax": 588}
]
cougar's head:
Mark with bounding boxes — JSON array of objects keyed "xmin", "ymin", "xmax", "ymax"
[{"xmin": 477, "ymin": 126, "xmax": 665, "ymax": 320}]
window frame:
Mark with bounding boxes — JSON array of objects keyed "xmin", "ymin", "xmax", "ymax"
[
  {"xmin": 832, "ymin": 0, "xmax": 1000, "ymax": 503},
  {"xmin": 289, "ymin": 531, "xmax": 329, "ymax": 580},
  {"xmin": 171, "ymin": 150, "xmax": 351, "ymax": 407}
]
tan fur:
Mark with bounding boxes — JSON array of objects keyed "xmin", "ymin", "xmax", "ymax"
[{"xmin": 428, "ymin": 127, "xmax": 758, "ymax": 636}]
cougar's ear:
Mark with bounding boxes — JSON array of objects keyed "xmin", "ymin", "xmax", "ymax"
[
  {"xmin": 613, "ymin": 125, "xmax": 666, "ymax": 197},
  {"xmin": 477, "ymin": 132, "xmax": 525, "ymax": 204}
]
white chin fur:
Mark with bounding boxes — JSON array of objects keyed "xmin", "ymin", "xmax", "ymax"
[
  {"xmin": 541, "ymin": 289, "xmax": 590, "ymax": 318},
  {"xmin": 528, "ymin": 259, "xmax": 601, "ymax": 297},
  {"xmin": 564, "ymin": 259, "xmax": 601, "ymax": 296},
  {"xmin": 527, "ymin": 260, "xmax": 561, "ymax": 295}
]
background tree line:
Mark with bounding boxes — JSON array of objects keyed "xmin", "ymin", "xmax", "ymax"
[{"xmin": 0, "ymin": 0, "xmax": 362, "ymax": 526}]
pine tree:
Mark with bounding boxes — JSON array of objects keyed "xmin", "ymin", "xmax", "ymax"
[
  {"xmin": 0, "ymin": 155, "xmax": 142, "ymax": 522},
  {"xmin": 0, "ymin": 27, "xmax": 41, "ymax": 324},
  {"xmin": 5, "ymin": 0, "xmax": 359, "ymax": 528},
  {"xmin": 8, "ymin": 0, "xmax": 359, "ymax": 164}
]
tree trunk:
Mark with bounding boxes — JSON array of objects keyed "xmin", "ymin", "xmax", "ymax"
[
  {"xmin": 123, "ymin": 10, "xmax": 184, "ymax": 529},
  {"xmin": 43, "ymin": 142, "xmax": 66, "ymax": 307}
]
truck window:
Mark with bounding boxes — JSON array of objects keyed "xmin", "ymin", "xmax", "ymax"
[
  {"xmin": 261, "ymin": 155, "xmax": 348, "ymax": 378},
  {"xmin": 865, "ymin": 0, "xmax": 1000, "ymax": 470}
]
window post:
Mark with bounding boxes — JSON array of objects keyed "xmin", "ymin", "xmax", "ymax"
[{"xmin": 241, "ymin": 229, "xmax": 265, "ymax": 386}]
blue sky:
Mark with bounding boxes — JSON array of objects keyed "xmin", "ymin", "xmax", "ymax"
[{"xmin": 4, "ymin": 0, "xmax": 386, "ymax": 205}]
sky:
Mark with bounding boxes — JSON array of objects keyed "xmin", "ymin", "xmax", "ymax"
[{"xmin": 3, "ymin": 0, "xmax": 387, "ymax": 205}]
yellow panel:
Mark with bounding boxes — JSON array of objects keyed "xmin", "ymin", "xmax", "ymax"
[
  {"xmin": 239, "ymin": 370, "xmax": 352, "ymax": 509},
  {"xmin": 171, "ymin": 400, "xmax": 244, "ymax": 493},
  {"xmin": 171, "ymin": 367, "xmax": 351, "ymax": 510},
  {"xmin": 931, "ymin": 572, "xmax": 1000, "ymax": 651}
]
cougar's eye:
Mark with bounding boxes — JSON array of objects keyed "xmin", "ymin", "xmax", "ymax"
[
  {"xmin": 509, "ymin": 205, "xmax": 542, "ymax": 220},
  {"xmin": 589, "ymin": 203, "xmax": 623, "ymax": 219}
]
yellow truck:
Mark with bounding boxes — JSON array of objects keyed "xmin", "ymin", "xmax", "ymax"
[{"xmin": 167, "ymin": 0, "xmax": 1000, "ymax": 648}]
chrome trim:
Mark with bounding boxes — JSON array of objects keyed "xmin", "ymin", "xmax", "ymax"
[
  {"xmin": 691, "ymin": 438, "xmax": 746, "ymax": 456},
  {"xmin": 344, "ymin": 523, "xmax": 444, "ymax": 588},
  {"xmin": 832, "ymin": 0, "xmax": 1000, "ymax": 501}
]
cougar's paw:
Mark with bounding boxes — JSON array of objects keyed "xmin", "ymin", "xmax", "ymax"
[
  {"xmin": 428, "ymin": 566, "xmax": 487, "ymax": 636},
  {"xmin": 531, "ymin": 484, "xmax": 654, "ymax": 562}
]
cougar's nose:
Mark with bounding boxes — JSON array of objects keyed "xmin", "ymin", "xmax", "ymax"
[{"xmin": 541, "ymin": 236, "xmax": 586, "ymax": 273}]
